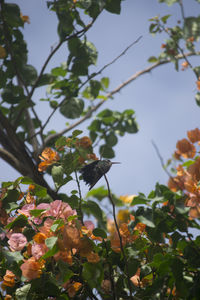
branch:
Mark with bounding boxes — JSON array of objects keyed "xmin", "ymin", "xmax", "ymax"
[
  {"xmin": 42, "ymin": 51, "xmax": 200, "ymax": 149},
  {"xmin": 28, "ymin": 18, "xmax": 99, "ymax": 103},
  {"xmin": 79, "ymin": 35, "xmax": 143, "ymax": 91},
  {"xmin": 0, "ymin": 147, "xmax": 28, "ymax": 175},
  {"xmin": 104, "ymin": 174, "xmax": 133, "ymax": 298}
]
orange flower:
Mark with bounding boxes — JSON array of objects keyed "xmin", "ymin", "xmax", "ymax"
[
  {"xmin": 135, "ymin": 222, "xmax": 146, "ymax": 233},
  {"xmin": 0, "ymin": 45, "xmax": 7, "ymax": 58},
  {"xmin": 187, "ymin": 36, "xmax": 194, "ymax": 43},
  {"xmin": 4, "ymin": 295, "xmax": 12, "ymax": 300},
  {"xmin": 181, "ymin": 61, "xmax": 189, "ymax": 71},
  {"xmin": 131, "ymin": 269, "xmax": 141, "ymax": 287},
  {"xmin": 161, "ymin": 43, "xmax": 166, "ymax": 48},
  {"xmin": 20, "ymin": 13, "xmax": 30, "ymax": 23},
  {"xmin": 176, "ymin": 138, "xmax": 196, "ymax": 158},
  {"xmin": 2, "ymin": 270, "xmax": 15, "ymax": 288},
  {"xmin": 67, "ymin": 282, "xmax": 82, "ymax": 298},
  {"xmin": 101, "ymin": 279, "xmax": 111, "ymax": 293},
  {"xmin": 196, "ymin": 77, "xmax": 200, "ymax": 91},
  {"xmin": 38, "ymin": 148, "xmax": 59, "ymax": 172},
  {"xmin": 86, "ymin": 252, "xmax": 100, "ymax": 263},
  {"xmin": 20, "ymin": 257, "xmax": 43, "ymax": 280},
  {"xmin": 26, "ymin": 192, "xmax": 35, "ymax": 204},
  {"xmin": 117, "ymin": 209, "xmax": 130, "ymax": 224},
  {"xmin": 76, "ymin": 136, "xmax": 92, "ymax": 148},
  {"xmin": 33, "ymin": 232, "xmax": 47, "ymax": 244},
  {"xmin": 119, "ymin": 195, "xmax": 135, "ymax": 205},
  {"xmin": 184, "ymin": 178, "xmax": 198, "ymax": 194},
  {"xmin": 187, "ymin": 128, "xmax": 200, "ymax": 143},
  {"xmin": 189, "ymin": 206, "xmax": 200, "ymax": 218},
  {"xmin": 54, "ymin": 250, "xmax": 73, "ymax": 265},
  {"xmin": 62, "ymin": 224, "xmax": 81, "ymax": 250}
]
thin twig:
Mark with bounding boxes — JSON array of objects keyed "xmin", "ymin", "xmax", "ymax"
[
  {"xmin": 103, "ymin": 239, "xmax": 117, "ymax": 300},
  {"xmin": 79, "ymin": 35, "xmax": 143, "ymax": 91},
  {"xmin": 41, "ymin": 50, "xmax": 200, "ymax": 149},
  {"xmin": 104, "ymin": 174, "xmax": 133, "ymax": 299},
  {"xmin": 74, "ymin": 169, "xmax": 84, "ymax": 225},
  {"xmin": 178, "ymin": 0, "xmax": 185, "ymax": 20}
]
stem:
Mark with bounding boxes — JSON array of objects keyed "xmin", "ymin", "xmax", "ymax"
[
  {"xmin": 74, "ymin": 169, "xmax": 84, "ymax": 225},
  {"xmin": 104, "ymin": 174, "xmax": 133, "ymax": 299},
  {"xmin": 103, "ymin": 239, "xmax": 117, "ymax": 300}
]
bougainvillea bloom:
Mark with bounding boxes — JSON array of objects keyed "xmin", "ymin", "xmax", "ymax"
[
  {"xmin": 2, "ymin": 270, "xmax": 15, "ymax": 288},
  {"xmin": 20, "ymin": 257, "xmax": 43, "ymax": 280},
  {"xmin": 76, "ymin": 136, "xmax": 92, "ymax": 148},
  {"xmin": 176, "ymin": 138, "xmax": 196, "ymax": 158},
  {"xmin": 187, "ymin": 128, "xmax": 200, "ymax": 143},
  {"xmin": 31, "ymin": 242, "xmax": 48, "ymax": 260},
  {"xmin": 8, "ymin": 233, "xmax": 27, "ymax": 251},
  {"xmin": 38, "ymin": 148, "xmax": 59, "ymax": 172}
]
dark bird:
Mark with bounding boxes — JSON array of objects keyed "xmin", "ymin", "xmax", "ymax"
[{"xmin": 80, "ymin": 160, "xmax": 120, "ymax": 190}]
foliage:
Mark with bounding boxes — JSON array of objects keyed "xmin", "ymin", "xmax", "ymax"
[{"xmin": 1, "ymin": 0, "xmax": 200, "ymax": 299}]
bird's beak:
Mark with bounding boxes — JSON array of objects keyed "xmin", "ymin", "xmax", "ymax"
[{"xmin": 111, "ymin": 162, "xmax": 121, "ymax": 164}]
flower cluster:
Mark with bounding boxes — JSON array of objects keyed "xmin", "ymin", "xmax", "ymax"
[{"xmin": 168, "ymin": 128, "xmax": 200, "ymax": 217}]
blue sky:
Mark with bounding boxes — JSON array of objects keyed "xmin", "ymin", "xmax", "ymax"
[{"xmin": 1, "ymin": 0, "xmax": 200, "ymax": 197}]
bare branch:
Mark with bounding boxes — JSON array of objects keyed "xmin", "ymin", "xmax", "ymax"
[
  {"xmin": 104, "ymin": 174, "xmax": 133, "ymax": 298},
  {"xmin": 42, "ymin": 51, "xmax": 200, "ymax": 149},
  {"xmin": 0, "ymin": 147, "xmax": 28, "ymax": 175},
  {"xmin": 28, "ymin": 18, "xmax": 100, "ymax": 103},
  {"xmin": 79, "ymin": 35, "xmax": 143, "ymax": 91}
]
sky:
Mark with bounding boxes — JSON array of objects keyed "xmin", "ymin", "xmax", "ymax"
[{"xmin": 1, "ymin": 0, "xmax": 200, "ymax": 198}]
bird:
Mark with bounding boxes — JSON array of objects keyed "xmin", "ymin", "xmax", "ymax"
[{"xmin": 80, "ymin": 159, "xmax": 120, "ymax": 190}]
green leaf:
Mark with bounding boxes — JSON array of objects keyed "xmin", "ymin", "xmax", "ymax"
[
  {"xmin": 101, "ymin": 77, "xmax": 110, "ymax": 89},
  {"xmin": 37, "ymin": 73, "xmax": 55, "ymax": 87},
  {"xmin": 42, "ymin": 244, "xmax": 59, "ymax": 259},
  {"xmin": 93, "ymin": 228, "xmax": 107, "ymax": 239},
  {"xmin": 82, "ymin": 262, "xmax": 104, "ymax": 288},
  {"xmin": 82, "ymin": 200, "xmax": 106, "ymax": 229},
  {"xmin": 20, "ymin": 64, "xmax": 38, "ymax": 86},
  {"xmin": 20, "ymin": 176, "xmax": 34, "ymax": 184},
  {"xmin": 86, "ymin": 186, "xmax": 108, "ymax": 201},
  {"xmin": 131, "ymin": 195, "xmax": 150, "ymax": 206},
  {"xmin": 161, "ymin": 14, "xmax": 171, "ymax": 23},
  {"xmin": 58, "ymin": 260, "xmax": 74, "ymax": 283},
  {"xmin": 55, "ymin": 136, "xmax": 67, "ymax": 148},
  {"xmin": 4, "ymin": 3, "xmax": 23, "ymax": 27},
  {"xmin": 183, "ymin": 17, "xmax": 200, "ymax": 41},
  {"xmin": 105, "ymin": 0, "xmax": 121, "ymax": 14},
  {"xmin": 72, "ymin": 129, "xmax": 83, "ymax": 137},
  {"xmin": 52, "ymin": 165, "xmax": 64, "ymax": 184},
  {"xmin": 51, "ymin": 66, "xmax": 67, "ymax": 77},
  {"xmin": 34, "ymin": 184, "xmax": 47, "ymax": 197},
  {"xmin": 15, "ymin": 284, "xmax": 31, "ymax": 300},
  {"xmin": 51, "ymin": 219, "xmax": 65, "ymax": 232},
  {"xmin": 195, "ymin": 92, "xmax": 200, "ymax": 106},
  {"xmin": 135, "ymin": 207, "xmax": 155, "ymax": 228},
  {"xmin": 158, "ymin": 0, "xmax": 178, "ymax": 5},
  {"xmin": 105, "ymin": 132, "xmax": 118, "ymax": 147},
  {"xmin": 148, "ymin": 56, "xmax": 158, "ymax": 63},
  {"xmin": 45, "ymin": 236, "xmax": 58, "ymax": 249},
  {"xmin": 6, "ymin": 214, "xmax": 28, "ymax": 230},
  {"xmin": 100, "ymin": 145, "xmax": 115, "ymax": 159},
  {"xmin": 29, "ymin": 209, "xmax": 47, "ymax": 217},
  {"xmin": 60, "ymin": 98, "xmax": 84, "ymax": 119},
  {"xmin": 3, "ymin": 249, "xmax": 23, "ymax": 264}
]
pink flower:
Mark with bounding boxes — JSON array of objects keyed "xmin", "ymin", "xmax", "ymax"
[
  {"xmin": 20, "ymin": 257, "xmax": 42, "ymax": 280},
  {"xmin": 84, "ymin": 221, "xmax": 95, "ymax": 231},
  {"xmin": 18, "ymin": 204, "xmax": 35, "ymax": 217},
  {"xmin": 31, "ymin": 243, "xmax": 47, "ymax": 260},
  {"xmin": 49, "ymin": 200, "xmax": 77, "ymax": 220},
  {"xmin": 8, "ymin": 233, "xmax": 27, "ymax": 251}
]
